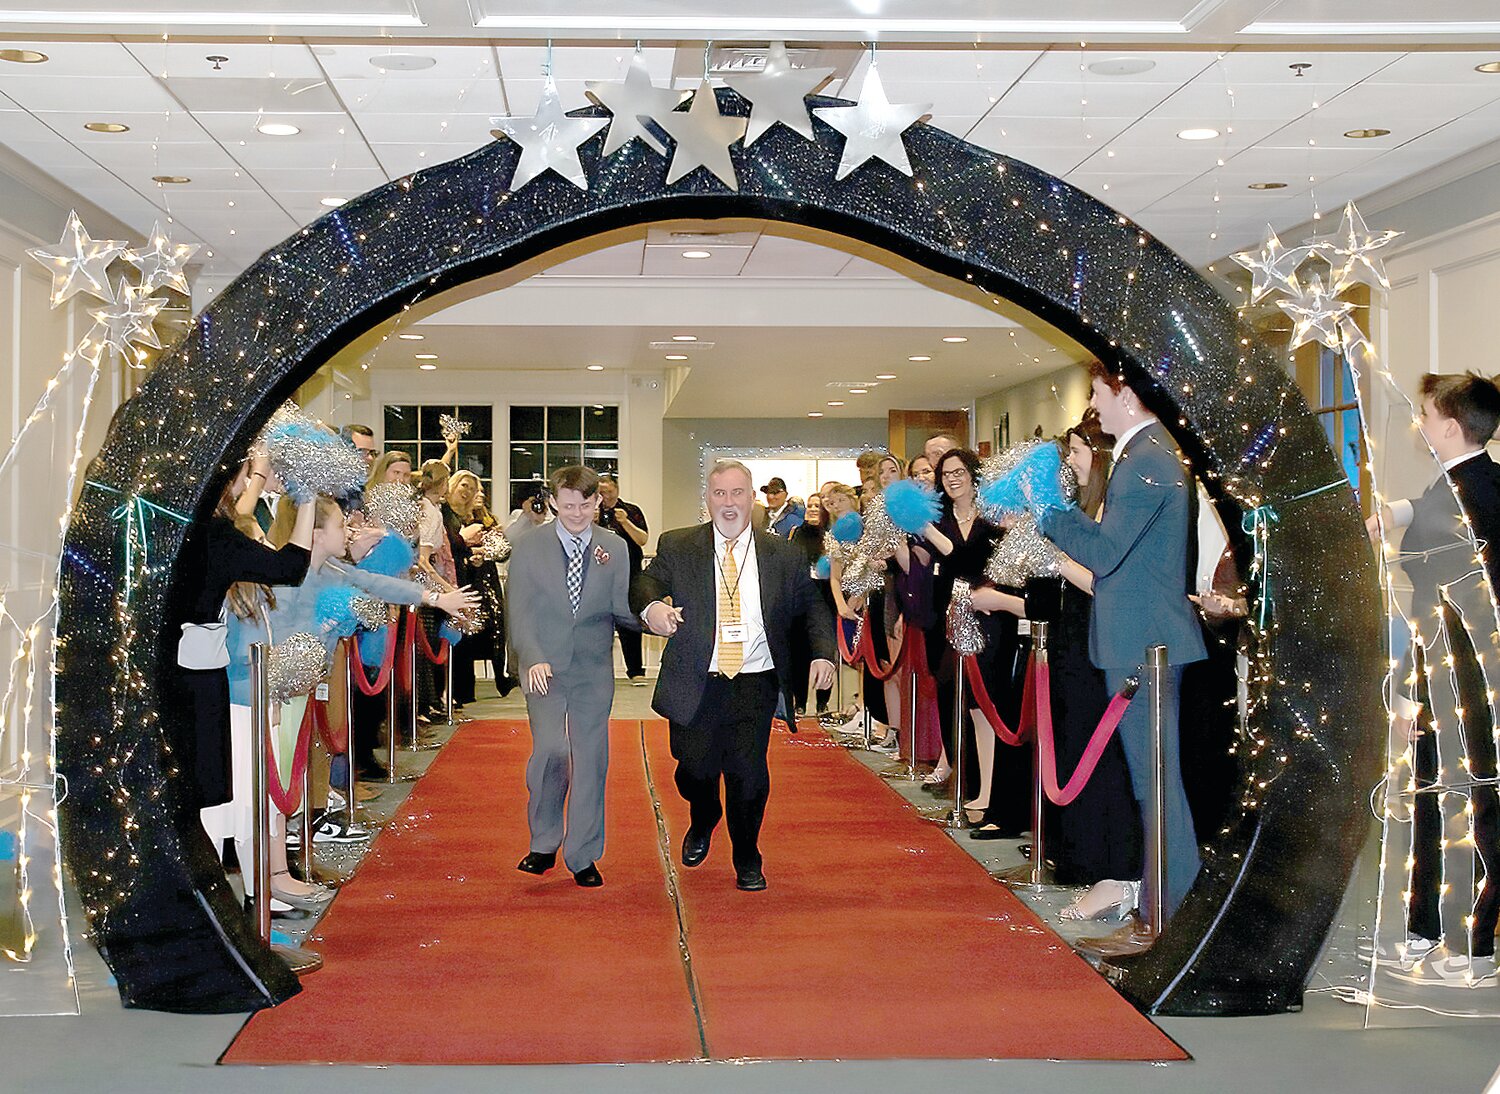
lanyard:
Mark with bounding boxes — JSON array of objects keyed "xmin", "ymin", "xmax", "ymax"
[{"xmin": 717, "ymin": 534, "xmax": 749, "ymax": 607}]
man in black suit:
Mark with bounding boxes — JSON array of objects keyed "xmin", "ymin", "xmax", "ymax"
[
  {"xmin": 633, "ymin": 459, "xmax": 836, "ymax": 891},
  {"xmin": 1373, "ymin": 372, "xmax": 1500, "ymax": 985}
]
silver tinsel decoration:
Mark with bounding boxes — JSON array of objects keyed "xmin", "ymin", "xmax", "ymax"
[
  {"xmin": 476, "ymin": 526, "xmax": 512, "ymax": 563},
  {"xmin": 268, "ymin": 631, "xmax": 330, "ymax": 704},
  {"xmin": 453, "ymin": 607, "xmax": 485, "ymax": 636},
  {"xmin": 947, "ymin": 579, "xmax": 986, "ymax": 656},
  {"xmin": 859, "ymin": 493, "xmax": 904, "ymax": 558},
  {"xmin": 263, "ymin": 406, "xmax": 367, "ymax": 503},
  {"xmin": 986, "ymin": 515, "xmax": 1065, "ymax": 586},
  {"xmin": 363, "ymin": 482, "xmax": 421, "ymax": 541},
  {"xmin": 840, "ymin": 552, "xmax": 886, "ymax": 599},
  {"xmin": 438, "ymin": 412, "xmax": 471, "ymax": 439},
  {"xmin": 350, "ymin": 595, "xmax": 388, "ymax": 631}
]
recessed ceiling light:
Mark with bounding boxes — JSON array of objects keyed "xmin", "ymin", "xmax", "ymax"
[
  {"xmin": 370, "ymin": 53, "xmax": 437, "ymax": 72},
  {"xmin": 152, "ymin": 175, "xmax": 191, "ymax": 184},
  {"xmin": 1475, "ymin": 61, "xmax": 1500, "ymax": 74},
  {"xmin": 664, "ymin": 354, "xmax": 688, "ymax": 361},
  {"xmin": 1087, "ymin": 57, "xmax": 1156, "ymax": 77},
  {"xmin": 415, "ymin": 353, "xmax": 438, "ymax": 360},
  {"xmin": 942, "ymin": 335, "xmax": 968, "ymax": 343},
  {"xmin": 849, "ymin": 387, "xmax": 868, "ymax": 395},
  {"xmin": 418, "ymin": 363, "xmax": 438, "ymax": 371},
  {"xmin": 320, "ymin": 196, "xmax": 347, "ymax": 207},
  {"xmin": 681, "ymin": 249, "xmax": 712, "ymax": 259},
  {"xmin": 257, "ymin": 122, "xmax": 300, "ymax": 136},
  {"xmin": 908, "ymin": 355, "xmax": 931, "ymax": 362},
  {"xmin": 1177, "ymin": 127, "xmax": 1220, "ymax": 141},
  {"xmin": 1343, "ymin": 128, "xmax": 1390, "ymax": 139},
  {"xmin": 84, "ymin": 121, "xmax": 129, "ymax": 133},
  {"xmin": 875, "ymin": 373, "xmax": 897, "ymax": 380},
  {"xmin": 0, "ymin": 49, "xmax": 46, "ymax": 64},
  {"xmin": 587, "ymin": 364, "xmax": 606, "ymax": 370},
  {"xmin": 807, "ymin": 412, "xmax": 824, "ymax": 418},
  {"xmin": 671, "ymin": 334, "xmax": 697, "ymax": 341},
  {"xmin": 398, "ymin": 333, "xmax": 424, "ymax": 340},
  {"xmin": 1247, "ymin": 181, "xmax": 1288, "ymax": 190},
  {"xmin": 827, "ymin": 400, "xmax": 845, "ymax": 407}
]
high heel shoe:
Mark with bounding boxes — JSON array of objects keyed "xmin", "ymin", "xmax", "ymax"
[
  {"xmin": 1059, "ymin": 880, "xmax": 1140, "ymax": 922},
  {"xmin": 270, "ymin": 871, "xmax": 334, "ymax": 913}
]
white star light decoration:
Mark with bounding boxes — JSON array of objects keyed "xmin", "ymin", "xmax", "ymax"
[
  {"xmin": 653, "ymin": 83, "xmax": 748, "ymax": 191},
  {"xmin": 86, "ymin": 283, "xmax": 167, "ymax": 363},
  {"xmin": 26, "ymin": 210, "xmax": 126, "ymax": 307},
  {"xmin": 812, "ymin": 63, "xmax": 932, "ymax": 180},
  {"xmin": 125, "ymin": 220, "xmax": 199, "ymax": 296},
  {"xmin": 1277, "ymin": 273, "xmax": 1355, "ymax": 352},
  {"xmin": 585, "ymin": 51, "xmax": 687, "ymax": 158},
  {"xmin": 724, "ymin": 41, "xmax": 834, "ymax": 146},
  {"xmin": 1231, "ymin": 225, "xmax": 1312, "ymax": 304},
  {"xmin": 1307, "ymin": 202, "xmax": 1403, "ymax": 294},
  {"xmin": 491, "ymin": 77, "xmax": 609, "ymax": 191}
]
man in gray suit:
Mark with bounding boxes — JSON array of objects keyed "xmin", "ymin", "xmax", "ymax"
[
  {"xmin": 1037, "ymin": 362, "xmax": 1207, "ymax": 956},
  {"xmin": 507, "ymin": 464, "xmax": 638, "ymax": 887}
]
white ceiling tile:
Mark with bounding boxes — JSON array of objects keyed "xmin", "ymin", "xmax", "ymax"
[
  {"xmin": 1213, "ymin": 51, "xmax": 1405, "ymax": 86},
  {"xmin": 878, "ymin": 79, "xmax": 1004, "ymax": 116},
  {"xmin": 71, "ymin": 140, "xmax": 242, "ymax": 172},
  {"xmin": 370, "ymin": 141, "xmax": 483, "ymax": 177},
  {"xmin": 495, "ymin": 44, "xmax": 675, "ymax": 84},
  {"xmin": 124, "ymin": 40, "xmax": 326, "ymax": 81},
  {"xmin": 538, "ymin": 240, "xmax": 644, "ymax": 277},
  {"xmin": 352, "ymin": 112, "xmax": 496, "ymax": 145},
  {"xmin": 1065, "ymin": 171, "xmax": 1186, "ymax": 209},
  {"xmin": 738, "ymin": 234, "xmax": 852, "ymax": 278},
  {"xmin": 29, "ymin": 109, "xmax": 207, "ymax": 143},
  {"xmin": 0, "ymin": 74, "xmax": 178, "ymax": 112},
  {"xmin": 991, "ymin": 79, "xmax": 1184, "ymax": 118},
  {"xmin": 1361, "ymin": 52, "xmax": 1500, "ymax": 85},
  {"xmin": 925, "ymin": 114, "xmax": 984, "ymax": 138},
  {"xmin": 253, "ymin": 166, "xmax": 390, "ymax": 192},
  {"xmin": 336, "ymin": 76, "xmax": 504, "ymax": 116},
  {"xmin": 1022, "ymin": 50, "xmax": 1215, "ymax": 86},
  {"xmin": 501, "ymin": 78, "xmax": 604, "ymax": 118},
  {"xmin": 642, "ymin": 243, "xmax": 751, "ymax": 277},
  {"xmin": 1311, "ymin": 81, "xmax": 1500, "ymax": 124},
  {"xmin": 968, "ymin": 114, "xmax": 1136, "ymax": 151},
  {"xmin": 315, "ymin": 44, "xmax": 500, "ymax": 82}
]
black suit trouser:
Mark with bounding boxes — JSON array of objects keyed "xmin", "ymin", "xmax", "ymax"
[{"xmin": 670, "ymin": 671, "xmax": 780, "ymax": 873}]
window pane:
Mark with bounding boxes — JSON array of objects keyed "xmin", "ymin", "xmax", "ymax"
[
  {"xmin": 419, "ymin": 406, "xmax": 448, "ymax": 441},
  {"xmin": 511, "ymin": 405, "xmax": 545, "ymax": 440},
  {"xmin": 1320, "ymin": 411, "xmax": 1336, "ymax": 449},
  {"xmin": 456, "ymin": 442, "xmax": 491, "ymax": 480},
  {"xmin": 584, "ymin": 449, "xmax": 618, "ymax": 478},
  {"xmin": 547, "ymin": 405, "xmax": 582, "ymax": 440},
  {"xmin": 584, "ymin": 404, "xmax": 619, "ymax": 441},
  {"xmin": 384, "ymin": 404, "xmax": 417, "ymax": 441},
  {"xmin": 511, "ymin": 481, "xmax": 547, "ymax": 513},
  {"xmin": 458, "ymin": 404, "xmax": 492, "ymax": 440},
  {"xmin": 510, "ymin": 442, "xmax": 542, "ymax": 480},
  {"xmin": 1339, "ymin": 359, "xmax": 1356, "ymax": 408},
  {"xmin": 418, "ymin": 442, "xmax": 447, "ymax": 467},
  {"xmin": 1318, "ymin": 347, "xmax": 1335, "ymax": 409},
  {"xmin": 1341, "ymin": 408, "xmax": 1363, "ymax": 490},
  {"xmin": 546, "ymin": 443, "xmax": 581, "ymax": 474}
]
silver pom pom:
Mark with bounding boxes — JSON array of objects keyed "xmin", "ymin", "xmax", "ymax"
[
  {"xmin": 350, "ymin": 595, "xmax": 389, "ymax": 631},
  {"xmin": 839, "ymin": 551, "xmax": 886, "ymax": 598},
  {"xmin": 859, "ymin": 493, "xmax": 904, "ymax": 558},
  {"xmin": 986, "ymin": 514, "xmax": 1065, "ymax": 586},
  {"xmin": 477, "ymin": 526, "xmax": 512, "ymax": 563},
  {"xmin": 263, "ymin": 406, "xmax": 367, "ymax": 503},
  {"xmin": 439, "ymin": 413, "xmax": 471, "ymax": 439},
  {"xmin": 947, "ymin": 579, "xmax": 986, "ymax": 656},
  {"xmin": 453, "ymin": 608, "xmax": 485, "ymax": 636},
  {"xmin": 363, "ymin": 482, "xmax": 421, "ymax": 541},
  {"xmin": 267, "ymin": 631, "xmax": 329, "ymax": 704}
]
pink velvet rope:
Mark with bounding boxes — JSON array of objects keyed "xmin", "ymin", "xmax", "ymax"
[
  {"xmin": 1032, "ymin": 659, "xmax": 1134, "ymax": 807},
  {"xmin": 963, "ymin": 654, "xmax": 1028, "ymax": 746}
]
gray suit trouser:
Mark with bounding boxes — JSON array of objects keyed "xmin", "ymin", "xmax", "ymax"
[{"xmin": 523, "ymin": 671, "xmax": 614, "ymax": 872}]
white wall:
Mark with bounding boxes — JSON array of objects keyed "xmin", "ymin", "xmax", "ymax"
[{"xmin": 974, "ymin": 364, "xmax": 1091, "ymax": 450}]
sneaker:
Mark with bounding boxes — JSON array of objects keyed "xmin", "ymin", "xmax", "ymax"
[
  {"xmin": 871, "ymin": 733, "xmax": 899, "ymax": 754},
  {"xmin": 312, "ymin": 817, "xmax": 369, "ymax": 845},
  {"xmin": 1390, "ymin": 954, "xmax": 1498, "ymax": 988},
  {"xmin": 1387, "ymin": 936, "xmax": 1440, "ymax": 971}
]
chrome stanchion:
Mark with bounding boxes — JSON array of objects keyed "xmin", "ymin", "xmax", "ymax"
[
  {"xmin": 1146, "ymin": 642, "xmax": 1169, "ymax": 938},
  {"xmin": 299, "ymin": 752, "xmax": 313, "ymax": 882},
  {"xmin": 1000, "ymin": 622, "xmax": 1056, "ymax": 890},
  {"xmin": 444, "ymin": 649, "xmax": 456, "ymax": 729},
  {"xmin": 861, "ymin": 702, "xmax": 873, "ymax": 750},
  {"xmin": 339, "ymin": 641, "xmax": 373, "ymax": 839},
  {"xmin": 948, "ymin": 653, "xmax": 971, "ymax": 830},
  {"xmin": 386, "ymin": 613, "xmax": 417, "ymax": 784},
  {"xmin": 406, "ymin": 607, "xmax": 421, "ymax": 754},
  {"xmin": 906, "ymin": 664, "xmax": 919, "ymax": 780}
]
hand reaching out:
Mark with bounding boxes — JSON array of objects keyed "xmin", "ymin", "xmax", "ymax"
[
  {"xmin": 645, "ymin": 600, "xmax": 685, "ymax": 636},
  {"xmin": 527, "ymin": 662, "xmax": 553, "ymax": 695}
]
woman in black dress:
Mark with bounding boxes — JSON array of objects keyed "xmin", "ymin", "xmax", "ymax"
[{"xmin": 789, "ymin": 493, "xmax": 833, "ymax": 716}]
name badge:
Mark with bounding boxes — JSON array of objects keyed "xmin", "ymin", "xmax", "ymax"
[
  {"xmin": 315, "ymin": 682, "xmax": 330, "ymax": 702},
  {"xmin": 1017, "ymin": 619, "xmax": 1032, "ymax": 636},
  {"xmin": 721, "ymin": 622, "xmax": 747, "ymax": 643}
]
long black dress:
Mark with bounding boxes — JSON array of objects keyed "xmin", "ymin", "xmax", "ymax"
[
  {"xmin": 171, "ymin": 515, "xmax": 310, "ymax": 809},
  {"xmin": 1043, "ymin": 578, "xmax": 1142, "ymax": 884},
  {"xmin": 789, "ymin": 521, "xmax": 833, "ymax": 714}
]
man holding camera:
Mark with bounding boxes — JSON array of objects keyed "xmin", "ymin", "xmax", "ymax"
[
  {"xmin": 507, "ymin": 484, "xmax": 554, "ymax": 545},
  {"xmin": 596, "ymin": 474, "xmax": 650, "ymax": 685}
]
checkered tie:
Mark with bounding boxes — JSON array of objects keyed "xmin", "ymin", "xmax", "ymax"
[
  {"xmin": 717, "ymin": 543, "xmax": 743, "ymax": 678},
  {"xmin": 566, "ymin": 535, "xmax": 585, "ymax": 616}
]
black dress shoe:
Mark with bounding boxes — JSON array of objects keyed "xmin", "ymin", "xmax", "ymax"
[
  {"xmin": 735, "ymin": 867, "xmax": 768, "ymax": 892},
  {"xmin": 516, "ymin": 850, "xmax": 556, "ymax": 874},
  {"xmin": 681, "ymin": 829, "xmax": 711, "ymax": 868},
  {"xmin": 573, "ymin": 864, "xmax": 603, "ymax": 887}
]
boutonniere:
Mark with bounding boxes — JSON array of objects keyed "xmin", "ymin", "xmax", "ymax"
[{"xmin": 593, "ymin": 545, "xmax": 610, "ymax": 566}]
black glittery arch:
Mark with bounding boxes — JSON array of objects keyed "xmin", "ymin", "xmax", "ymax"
[{"xmin": 58, "ymin": 91, "xmax": 1383, "ymax": 1016}]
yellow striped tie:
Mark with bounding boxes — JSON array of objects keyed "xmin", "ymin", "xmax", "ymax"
[{"xmin": 718, "ymin": 544, "xmax": 743, "ymax": 678}]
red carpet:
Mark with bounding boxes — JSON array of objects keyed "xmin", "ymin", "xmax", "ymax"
[{"xmin": 224, "ymin": 717, "xmax": 1184, "ymax": 1065}]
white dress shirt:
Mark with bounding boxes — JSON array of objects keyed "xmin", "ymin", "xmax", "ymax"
[
  {"xmin": 711, "ymin": 525, "xmax": 774, "ymax": 674},
  {"xmin": 1110, "ymin": 416, "xmax": 1155, "ymax": 466},
  {"xmin": 1386, "ymin": 449, "xmax": 1488, "ymax": 529}
]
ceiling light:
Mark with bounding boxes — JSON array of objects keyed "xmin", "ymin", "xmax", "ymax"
[
  {"xmin": 370, "ymin": 53, "xmax": 437, "ymax": 72},
  {"xmin": 0, "ymin": 49, "xmax": 46, "ymax": 63},
  {"xmin": 1476, "ymin": 61, "xmax": 1500, "ymax": 74},
  {"xmin": 827, "ymin": 400, "xmax": 845, "ymax": 407},
  {"xmin": 418, "ymin": 363, "xmax": 438, "ymax": 371},
  {"xmin": 664, "ymin": 354, "xmax": 688, "ymax": 361},
  {"xmin": 152, "ymin": 175, "xmax": 191, "ymax": 184},
  {"xmin": 257, "ymin": 122, "xmax": 300, "ymax": 136},
  {"xmin": 908, "ymin": 355, "xmax": 931, "ymax": 362},
  {"xmin": 875, "ymin": 373, "xmax": 897, "ymax": 380},
  {"xmin": 671, "ymin": 334, "xmax": 697, "ymax": 341},
  {"xmin": 84, "ymin": 121, "xmax": 129, "ymax": 133},
  {"xmin": 1343, "ymin": 128, "xmax": 1390, "ymax": 139},
  {"xmin": 942, "ymin": 335, "xmax": 968, "ymax": 343},
  {"xmin": 849, "ymin": 388, "xmax": 868, "ymax": 395},
  {"xmin": 398, "ymin": 333, "xmax": 424, "ymax": 341},
  {"xmin": 1247, "ymin": 181, "xmax": 1287, "ymax": 190},
  {"xmin": 320, "ymin": 196, "xmax": 347, "ymax": 207},
  {"xmin": 807, "ymin": 412, "xmax": 824, "ymax": 418},
  {"xmin": 587, "ymin": 364, "xmax": 606, "ymax": 371},
  {"xmin": 1087, "ymin": 57, "xmax": 1156, "ymax": 77},
  {"xmin": 1177, "ymin": 127, "xmax": 1220, "ymax": 141},
  {"xmin": 415, "ymin": 353, "xmax": 438, "ymax": 360},
  {"xmin": 681, "ymin": 249, "xmax": 712, "ymax": 259}
]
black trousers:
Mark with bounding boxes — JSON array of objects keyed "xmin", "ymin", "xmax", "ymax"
[
  {"xmin": 669, "ymin": 671, "xmax": 779, "ymax": 873},
  {"xmin": 617, "ymin": 622, "xmax": 644, "ymax": 678}
]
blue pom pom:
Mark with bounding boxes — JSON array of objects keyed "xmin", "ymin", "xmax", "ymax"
[
  {"xmin": 315, "ymin": 585, "xmax": 360, "ymax": 638},
  {"xmin": 357, "ymin": 626, "xmax": 387, "ymax": 667},
  {"xmin": 883, "ymin": 478, "xmax": 941, "ymax": 533},
  {"xmin": 815, "ymin": 556, "xmax": 832, "ymax": 580},
  {"xmin": 979, "ymin": 443, "xmax": 1073, "ymax": 517},
  {"xmin": 357, "ymin": 531, "xmax": 414, "ymax": 577},
  {"xmin": 831, "ymin": 511, "xmax": 863, "ymax": 544},
  {"xmin": 439, "ymin": 621, "xmax": 463, "ymax": 647}
]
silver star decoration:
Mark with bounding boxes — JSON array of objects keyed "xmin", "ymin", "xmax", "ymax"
[
  {"xmin": 26, "ymin": 210, "xmax": 126, "ymax": 307},
  {"xmin": 85, "ymin": 281, "xmax": 166, "ymax": 363},
  {"xmin": 125, "ymin": 220, "xmax": 199, "ymax": 296},
  {"xmin": 1277, "ymin": 273, "xmax": 1354, "ymax": 352},
  {"xmin": 586, "ymin": 51, "xmax": 687, "ymax": 158},
  {"xmin": 652, "ymin": 82, "xmax": 748, "ymax": 191},
  {"xmin": 1306, "ymin": 202, "xmax": 1403, "ymax": 294},
  {"xmin": 812, "ymin": 63, "xmax": 931, "ymax": 181},
  {"xmin": 1230, "ymin": 224, "xmax": 1312, "ymax": 304},
  {"xmin": 724, "ymin": 41, "xmax": 834, "ymax": 147},
  {"xmin": 491, "ymin": 77, "xmax": 609, "ymax": 191}
]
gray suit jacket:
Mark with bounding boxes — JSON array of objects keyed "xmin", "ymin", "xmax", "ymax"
[
  {"xmin": 507, "ymin": 524, "xmax": 638, "ymax": 678},
  {"xmin": 1040, "ymin": 420, "xmax": 1207, "ymax": 670}
]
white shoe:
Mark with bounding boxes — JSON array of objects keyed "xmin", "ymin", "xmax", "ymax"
[
  {"xmin": 1390, "ymin": 953, "xmax": 1498, "ymax": 988},
  {"xmin": 870, "ymin": 735, "xmax": 899, "ymax": 754},
  {"xmin": 1392, "ymin": 936, "xmax": 1440, "ymax": 971}
]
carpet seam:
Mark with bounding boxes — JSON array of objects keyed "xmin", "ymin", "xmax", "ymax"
[{"xmin": 638, "ymin": 720, "xmax": 712, "ymax": 1061}]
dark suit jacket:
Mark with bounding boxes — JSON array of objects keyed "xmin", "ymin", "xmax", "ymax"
[{"xmin": 631, "ymin": 523, "xmax": 835, "ymax": 726}]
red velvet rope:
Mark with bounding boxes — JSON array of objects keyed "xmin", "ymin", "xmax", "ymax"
[
  {"xmin": 395, "ymin": 609, "xmax": 414, "ymax": 693},
  {"xmin": 963, "ymin": 654, "xmax": 1028, "ymax": 746},
  {"xmin": 1031, "ymin": 659, "xmax": 1134, "ymax": 807},
  {"xmin": 836, "ymin": 615, "xmax": 864, "ymax": 665},
  {"xmin": 352, "ymin": 618, "xmax": 399, "ymax": 696},
  {"xmin": 836, "ymin": 610, "xmax": 906, "ymax": 680},
  {"xmin": 265, "ymin": 699, "xmax": 315, "ymax": 816},
  {"xmin": 412, "ymin": 605, "xmax": 449, "ymax": 665},
  {"xmin": 310, "ymin": 691, "xmax": 347, "ymax": 755}
]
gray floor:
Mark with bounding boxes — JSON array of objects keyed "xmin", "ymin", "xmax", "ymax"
[{"xmin": 6, "ymin": 678, "xmax": 1500, "ymax": 1094}]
